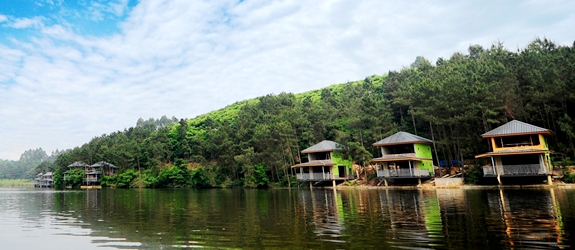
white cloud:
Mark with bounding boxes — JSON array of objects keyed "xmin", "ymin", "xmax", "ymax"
[
  {"xmin": 8, "ymin": 17, "xmax": 45, "ymax": 29},
  {"xmin": 0, "ymin": 14, "xmax": 7, "ymax": 23},
  {"xmin": 0, "ymin": 0, "xmax": 574, "ymax": 160}
]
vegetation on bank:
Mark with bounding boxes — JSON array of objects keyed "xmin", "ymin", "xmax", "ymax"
[
  {"xmin": 6, "ymin": 38, "xmax": 575, "ymax": 188},
  {"xmin": 0, "ymin": 179, "xmax": 33, "ymax": 188}
]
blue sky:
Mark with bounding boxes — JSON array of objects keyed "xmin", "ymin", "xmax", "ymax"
[{"xmin": 0, "ymin": 0, "xmax": 574, "ymax": 160}]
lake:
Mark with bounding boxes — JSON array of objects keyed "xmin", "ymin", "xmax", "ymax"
[{"xmin": 0, "ymin": 187, "xmax": 573, "ymax": 249}]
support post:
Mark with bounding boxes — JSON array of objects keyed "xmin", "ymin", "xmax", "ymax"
[
  {"xmin": 497, "ymin": 174, "xmax": 502, "ymax": 185},
  {"xmin": 332, "ymin": 180, "xmax": 336, "ymax": 189},
  {"xmin": 384, "ymin": 178, "xmax": 388, "ymax": 187}
]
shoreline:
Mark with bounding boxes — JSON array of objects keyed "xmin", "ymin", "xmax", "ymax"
[{"xmin": 333, "ymin": 183, "xmax": 575, "ymax": 190}]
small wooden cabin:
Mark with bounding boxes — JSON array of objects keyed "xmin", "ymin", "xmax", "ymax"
[
  {"xmin": 371, "ymin": 132, "xmax": 435, "ymax": 185},
  {"xmin": 475, "ymin": 120, "xmax": 553, "ymax": 184},
  {"xmin": 292, "ymin": 140, "xmax": 354, "ymax": 187}
]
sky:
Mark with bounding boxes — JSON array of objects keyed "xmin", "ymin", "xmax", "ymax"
[{"xmin": 0, "ymin": 0, "xmax": 574, "ymax": 160}]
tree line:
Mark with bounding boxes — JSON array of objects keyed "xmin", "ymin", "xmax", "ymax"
[{"xmin": 33, "ymin": 38, "xmax": 575, "ymax": 188}]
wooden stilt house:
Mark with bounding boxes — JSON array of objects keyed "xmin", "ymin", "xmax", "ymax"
[
  {"xmin": 371, "ymin": 132, "xmax": 435, "ymax": 185},
  {"xmin": 292, "ymin": 140, "xmax": 354, "ymax": 187},
  {"xmin": 475, "ymin": 120, "xmax": 554, "ymax": 185}
]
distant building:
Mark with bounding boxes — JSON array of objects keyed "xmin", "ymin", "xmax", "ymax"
[
  {"xmin": 475, "ymin": 120, "xmax": 553, "ymax": 185},
  {"xmin": 371, "ymin": 131, "xmax": 435, "ymax": 186}
]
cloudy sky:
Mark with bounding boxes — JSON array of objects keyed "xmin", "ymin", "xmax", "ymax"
[{"xmin": 0, "ymin": 0, "xmax": 574, "ymax": 160}]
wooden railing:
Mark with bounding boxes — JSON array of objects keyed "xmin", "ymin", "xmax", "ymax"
[{"xmin": 377, "ymin": 169, "xmax": 431, "ymax": 178}]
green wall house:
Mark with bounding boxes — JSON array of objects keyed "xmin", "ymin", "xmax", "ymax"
[
  {"xmin": 371, "ymin": 132, "xmax": 434, "ymax": 185},
  {"xmin": 292, "ymin": 140, "xmax": 354, "ymax": 187},
  {"xmin": 475, "ymin": 120, "xmax": 554, "ymax": 185}
]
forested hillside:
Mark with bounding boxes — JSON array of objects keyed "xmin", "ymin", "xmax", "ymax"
[
  {"xmin": 42, "ymin": 38, "xmax": 575, "ymax": 188},
  {"xmin": 0, "ymin": 148, "xmax": 61, "ymax": 179}
]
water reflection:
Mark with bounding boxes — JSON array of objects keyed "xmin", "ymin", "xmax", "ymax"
[{"xmin": 0, "ymin": 187, "xmax": 572, "ymax": 249}]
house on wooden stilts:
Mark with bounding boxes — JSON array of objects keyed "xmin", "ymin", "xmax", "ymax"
[
  {"xmin": 371, "ymin": 132, "xmax": 435, "ymax": 186},
  {"xmin": 475, "ymin": 120, "xmax": 554, "ymax": 185},
  {"xmin": 292, "ymin": 140, "xmax": 354, "ymax": 188}
]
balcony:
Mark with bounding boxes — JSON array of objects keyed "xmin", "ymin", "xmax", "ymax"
[
  {"xmin": 482, "ymin": 164, "xmax": 546, "ymax": 177},
  {"xmin": 295, "ymin": 173, "xmax": 353, "ymax": 181},
  {"xmin": 377, "ymin": 168, "xmax": 431, "ymax": 178}
]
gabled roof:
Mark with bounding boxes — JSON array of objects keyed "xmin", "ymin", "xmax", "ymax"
[
  {"xmin": 373, "ymin": 131, "xmax": 433, "ymax": 146},
  {"xmin": 481, "ymin": 120, "xmax": 553, "ymax": 137},
  {"xmin": 301, "ymin": 140, "xmax": 344, "ymax": 153},
  {"xmin": 68, "ymin": 161, "xmax": 89, "ymax": 168}
]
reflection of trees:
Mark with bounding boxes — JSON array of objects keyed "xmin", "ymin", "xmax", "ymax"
[
  {"xmin": 2, "ymin": 188, "xmax": 572, "ymax": 249},
  {"xmin": 378, "ymin": 189, "xmax": 444, "ymax": 249},
  {"xmin": 487, "ymin": 189, "xmax": 567, "ymax": 249}
]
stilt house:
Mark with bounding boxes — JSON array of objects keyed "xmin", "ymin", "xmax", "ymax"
[
  {"xmin": 475, "ymin": 120, "xmax": 554, "ymax": 184},
  {"xmin": 292, "ymin": 140, "xmax": 354, "ymax": 185},
  {"xmin": 371, "ymin": 132, "xmax": 435, "ymax": 184}
]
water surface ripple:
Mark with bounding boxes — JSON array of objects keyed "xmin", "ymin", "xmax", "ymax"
[{"xmin": 0, "ymin": 187, "xmax": 573, "ymax": 249}]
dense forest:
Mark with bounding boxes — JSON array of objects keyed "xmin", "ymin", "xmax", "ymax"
[
  {"xmin": 0, "ymin": 148, "xmax": 62, "ymax": 179},
  {"xmin": 16, "ymin": 38, "xmax": 575, "ymax": 188}
]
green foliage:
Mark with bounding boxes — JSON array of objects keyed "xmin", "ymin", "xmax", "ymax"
[
  {"xmin": 53, "ymin": 166, "xmax": 64, "ymax": 190},
  {"xmin": 562, "ymin": 172, "xmax": 575, "ymax": 183},
  {"xmin": 464, "ymin": 166, "xmax": 482, "ymax": 184},
  {"xmin": 100, "ymin": 175, "xmax": 117, "ymax": 187},
  {"xmin": 252, "ymin": 163, "xmax": 269, "ymax": 188},
  {"xmin": 65, "ymin": 168, "xmax": 85, "ymax": 189},
  {"xmin": 155, "ymin": 160, "xmax": 191, "ymax": 188},
  {"xmin": 190, "ymin": 168, "xmax": 210, "ymax": 188},
  {"xmin": 367, "ymin": 173, "xmax": 377, "ymax": 181},
  {"xmin": 116, "ymin": 169, "xmax": 138, "ymax": 188},
  {"xmin": 41, "ymin": 38, "xmax": 575, "ymax": 188}
]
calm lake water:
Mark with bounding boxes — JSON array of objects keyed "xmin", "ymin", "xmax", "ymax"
[{"xmin": 0, "ymin": 187, "xmax": 574, "ymax": 249}]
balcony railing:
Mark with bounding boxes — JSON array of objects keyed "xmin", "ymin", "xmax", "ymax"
[
  {"xmin": 295, "ymin": 173, "xmax": 353, "ymax": 181},
  {"xmin": 377, "ymin": 169, "xmax": 431, "ymax": 178},
  {"xmin": 482, "ymin": 164, "xmax": 545, "ymax": 176},
  {"xmin": 85, "ymin": 177, "xmax": 99, "ymax": 183}
]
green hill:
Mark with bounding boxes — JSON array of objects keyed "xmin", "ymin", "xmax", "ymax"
[{"xmin": 46, "ymin": 38, "xmax": 575, "ymax": 188}]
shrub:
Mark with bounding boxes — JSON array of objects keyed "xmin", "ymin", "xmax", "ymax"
[
  {"xmin": 464, "ymin": 166, "xmax": 482, "ymax": 184},
  {"xmin": 64, "ymin": 168, "xmax": 85, "ymax": 189},
  {"xmin": 116, "ymin": 169, "xmax": 138, "ymax": 188},
  {"xmin": 562, "ymin": 172, "xmax": 575, "ymax": 183}
]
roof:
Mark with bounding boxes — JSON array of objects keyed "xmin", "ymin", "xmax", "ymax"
[
  {"xmin": 292, "ymin": 160, "xmax": 336, "ymax": 168},
  {"xmin": 301, "ymin": 140, "xmax": 344, "ymax": 153},
  {"xmin": 68, "ymin": 161, "xmax": 89, "ymax": 168},
  {"xmin": 92, "ymin": 161, "xmax": 117, "ymax": 168},
  {"xmin": 371, "ymin": 153, "xmax": 432, "ymax": 162},
  {"xmin": 475, "ymin": 148, "xmax": 552, "ymax": 158},
  {"xmin": 373, "ymin": 131, "xmax": 433, "ymax": 146},
  {"xmin": 482, "ymin": 120, "xmax": 553, "ymax": 137}
]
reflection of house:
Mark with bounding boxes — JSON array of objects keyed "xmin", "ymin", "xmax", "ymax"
[
  {"xmin": 475, "ymin": 120, "xmax": 553, "ymax": 185},
  {"xmin": 292, "ymin": 140, "xmax": 354, "ymax": 187},
  {"xmin": 371, "ymin": 132, "xmax": 434, "ymax": 185}
]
